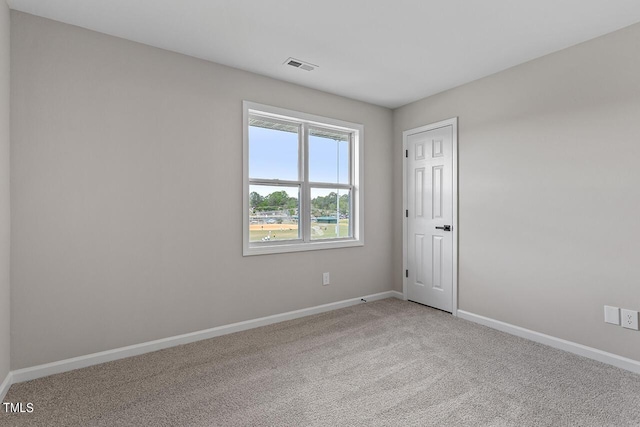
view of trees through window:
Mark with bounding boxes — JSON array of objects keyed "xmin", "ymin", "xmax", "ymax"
[
  {"xmin": 249, "ymin": 188, "xmax": 350, "ymax": 242},
  {"xmin": 247, "ymin": 108, "xmax": 357, "ymax": 248}
]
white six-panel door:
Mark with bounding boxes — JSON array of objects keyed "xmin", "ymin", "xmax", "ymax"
[{"xmin": 405, "ymin": 120, "xmax": 456, "ymax": 313}]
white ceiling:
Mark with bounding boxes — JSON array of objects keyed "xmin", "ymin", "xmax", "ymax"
[{"xmin": 8, "ymin": 0, "xmax": 640, "ymax": 108}]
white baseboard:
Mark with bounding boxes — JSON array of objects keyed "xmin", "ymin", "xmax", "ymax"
[
  {"xmin": 387, "ymin": 291, "xmax": 404, "ymax": 300},
  {"xmin": 11, "ymin": 291, "xmax": 404, "ymax": 384},
  {"xmin": 0, "ymin": 371, "xmax": 11, "ymax": 401},
  {"xmin": 457, "ymin": 310, "xmax": 640, "ymax": 375}
]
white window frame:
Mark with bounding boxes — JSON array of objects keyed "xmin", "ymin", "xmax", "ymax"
[{"xmin": 243, "ymin": 101, "xmax": 364, "ymax": 256}]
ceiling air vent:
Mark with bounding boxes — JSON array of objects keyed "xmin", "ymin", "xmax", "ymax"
[{"xmin": 284, "ymin": 57, "xmax": 318, "ymax": 71}]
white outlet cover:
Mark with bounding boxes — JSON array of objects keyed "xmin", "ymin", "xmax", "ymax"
[
  {"xmin": 621, "ymin": 309, "xmax": 639, "ymax": 331},
  {"xmin": 322, "ymin": 272, "xmax": 330, "ymax": 286},
  {"xmin": 604, "ymin": 306, "xmax": 620, "ymax": 325}
]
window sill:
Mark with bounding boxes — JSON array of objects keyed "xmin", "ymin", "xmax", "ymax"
[{"xmin": 243, "ymin": 238, "xmax": 363, "ymax": 256}]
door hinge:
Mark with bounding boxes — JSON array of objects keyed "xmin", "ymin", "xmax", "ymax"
[
  {"xmin": 405, "ymin": 149, "xmax": 408, "ymax": 158},
  {"xmin": 405, "ymin": 269, "xmax": 409, "ymax": 278},
  {"xmin": 405, "ymin": 209, "xmax": 408, "ymax": 217}
]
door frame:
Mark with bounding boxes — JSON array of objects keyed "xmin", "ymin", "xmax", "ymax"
[{"xmin": 402, "ymin": 117, "xmax": 459, "ymax": 316}]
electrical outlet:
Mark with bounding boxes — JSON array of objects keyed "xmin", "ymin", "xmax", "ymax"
[
  {"xmin": 322, "ymin": 272, "xmax": 330, "ymax": 286},
  {"xmin": 621, "ymin": 309, "xmax": 639, "ymax": 330}
]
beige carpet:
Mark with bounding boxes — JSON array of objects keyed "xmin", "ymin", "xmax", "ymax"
[{"xmin": 3, "ymin": 298, "xmax": 640, "ymax": 426}]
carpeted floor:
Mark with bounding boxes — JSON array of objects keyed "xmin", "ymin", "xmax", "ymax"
[{"xmin": 3, "ymin": 298, "xmax": 640, "ymax": 426}]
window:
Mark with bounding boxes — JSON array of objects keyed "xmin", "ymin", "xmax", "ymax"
[{"xmin": 243, "ymin": 101, "xmax": 363, "ymax": 255}]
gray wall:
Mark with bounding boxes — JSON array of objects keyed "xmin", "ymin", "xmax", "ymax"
[
  {"xmin": 0, "ymin": 0, "xmax": 10, "ymax": 383},
  {"xmin": 394, "ymin": 22, "xmax": 640, "ymax": 360},
  {"xmin": 10, "ymin": 12, "xmax": 394, "ymax": 369},
  {"xmin": 11, "ymin": 8, "xmax": 640, "ymax": 371}
]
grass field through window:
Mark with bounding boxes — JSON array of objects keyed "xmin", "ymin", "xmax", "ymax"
[{"xmin": 249, "ymin": 220, "xmax": 349, "ymax": 242}]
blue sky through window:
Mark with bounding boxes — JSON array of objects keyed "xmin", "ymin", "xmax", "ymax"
[
  {"xmin": 249, "ymin": 126, "xmax": 298, "ymax": 182},
  {"xmin": 249, "ymin": 126, "xmax": 349, "ymax": 198},
  {"xmin": 309, "ymin": 134, "xmax": 349, "ymax": 185}
]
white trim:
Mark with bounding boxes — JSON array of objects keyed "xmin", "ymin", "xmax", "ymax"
[
  {"xmin": 0, "ymin": 371, "xmax": 12, "ymax": 401},
  {"xmin": 451, "ymin": 119, "xmax": 458, "ymax": 317},
  {"xmin": 402, "ymin": 117, "xmax": 458, "ymax": 315},
  {"xmin": 11, "ymin": 291, "xmax": 403, "ymax": 384},
  {"xmin": 242, "ymin": 101, "xmax": 364, "ymax": 256},
  {"xmin": 245, "ymin": 239, "xmax": 363, "ymax": 256},
  {"xmin": 243, "ymin": 101, "xmax": 249, "ymax": 255},
  {"xmin": 458, "ymin": 310, "xmax": 640, "ymax": 375}
]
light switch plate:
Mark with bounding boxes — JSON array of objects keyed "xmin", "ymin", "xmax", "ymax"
[{"xmin": 604, "ymin": 306, "xmax": 620, "ymax": 325}]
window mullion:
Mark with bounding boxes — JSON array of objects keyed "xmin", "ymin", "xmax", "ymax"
[
  {"xmin": 302, "ymin": 123, "xmax": 311, "ymax": 243},
  {"xmin": 308, "ymin": 182, "xmax": 352, "ymax": 190},
  {"xmin": 249, "ymin": 178, "xmax": 302, "ymax": 187}
]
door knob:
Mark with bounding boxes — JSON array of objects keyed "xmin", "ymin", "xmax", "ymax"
[{"xmin": 435, "ymin": 225, "xmax": 452, "ymax": 231}]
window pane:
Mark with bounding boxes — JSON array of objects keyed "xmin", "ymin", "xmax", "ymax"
[
  {"xmin": 308, "ymin": 128, "xmax": 349, "ymax": 184},
  {"xmin": 249, "ymin": 185, "xmax": 300, "ymax": 242},
  {"xmin": 310, "ymin": 188, "xmax": 351, "ymax": 240},
  {"xmin": 249, "ymin": 119, "xmax": 298, "ymax": 181}
]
